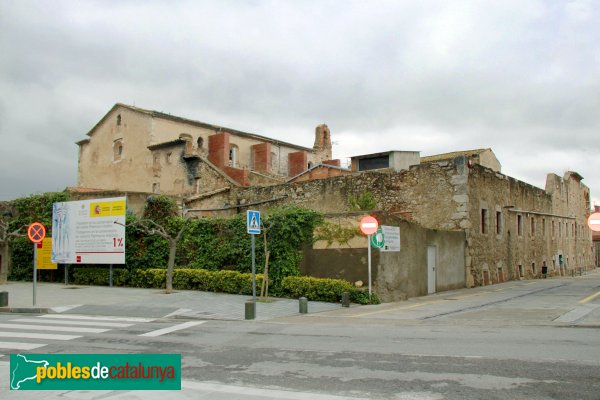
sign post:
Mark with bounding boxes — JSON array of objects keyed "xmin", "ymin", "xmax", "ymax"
[
  {"xmin": 359, "ymin": 216, "xmax": 379, "ymax": 298},
  {"xmin": 247, "ymin": 210, "xmax": 261, "ymax": 319},
  {"xmin": 27, "ymin": 222, "xmax": 46, "ymax": 306}
]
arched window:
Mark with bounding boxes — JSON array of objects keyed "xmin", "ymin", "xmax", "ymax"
[
  {"xmin": 116, "ymin": 114, "xmax": 121, "ymax": 126},
  {"xmin": 197, "ymin": 137, "xmax": 204, "ymax": 149},
  {"xmin": 113, "ymin": 139, "xmax": 123, "ymax": 161}
]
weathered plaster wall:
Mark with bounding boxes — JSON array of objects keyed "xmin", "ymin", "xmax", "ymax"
[
  {"xmin": 78, "ymin": 107, "xmax": 153, "ymax": 192},
  {"xmin": 78, "ymin": 105, "xmax": 334, "ymax": 196},
  {"xmin": 301, "ymin": 213, "xmax": 465, "ymax": 302}
]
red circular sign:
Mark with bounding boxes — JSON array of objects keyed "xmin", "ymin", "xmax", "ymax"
[
  {"xmin": 27, "ymin": 222, "xmax": 46, "ymax": 243},
  {"xmin": 588, "ymin": 212, "xmax": 600, "ymax": 232},
  {"xmin": 360, "ymin": 215, "xmax": 379, "ymax": 235}
]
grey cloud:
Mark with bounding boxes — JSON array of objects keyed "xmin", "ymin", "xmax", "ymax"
[{"xmin": 0, "ymin": 0, "xmax": 599, "ymax": 204}]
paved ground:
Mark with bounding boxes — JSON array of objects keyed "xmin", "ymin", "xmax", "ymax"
[
  {"xmin": 1, "ymin": 269, "xmax": 599, "ymax": 399},
  {"xmin": 0, "ymin": 282, "xmax": 344, "ymax": 321}
]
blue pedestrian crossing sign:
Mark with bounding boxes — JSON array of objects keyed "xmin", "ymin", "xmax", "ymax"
[{"xmin": 247, "ymin": 210, "xmax": 261, "ymax": 234}]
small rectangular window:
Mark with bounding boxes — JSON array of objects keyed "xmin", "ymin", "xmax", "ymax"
[
  {"xmin": 542, "ymin": 218, "xmax": 546, "ymax": 236},
  {"xmin": 496, "ymin": 211, "xmax": 502, "ymax": 235},
  {"xmin": 552, "ymin": 220, "xmax": 555, "ymax": 237},
  {"xmin": 517, "ymin": 215, "xmax": 523, "ymax": 236},
  {"xmin": 531, "ymin": 217, "xmax": 535, "ymax": 236},
  {"xmin": 559, "ymin": 222, "xmax": 562, "ymax": 237},
  {"xmin": 481, "ymin": 209, "xmax": 488, "ymax": 234}
]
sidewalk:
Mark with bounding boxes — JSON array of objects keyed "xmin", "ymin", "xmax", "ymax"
[{"xmin": 0, "ymin": 282, "xmax": 344, "ymax": 321}]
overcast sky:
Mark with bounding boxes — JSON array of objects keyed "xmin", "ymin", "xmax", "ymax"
[{"xmin": 1, "ymin": 0, "xmax": 599, "ymax": 207}]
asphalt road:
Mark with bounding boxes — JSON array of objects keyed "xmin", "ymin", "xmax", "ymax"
[{"xmin": 1, "ymin": 271, "xmax": 599, "ymax": 399}]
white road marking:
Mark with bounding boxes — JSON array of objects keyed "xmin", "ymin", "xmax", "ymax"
[
  {"xmin": 12, "ymin": 318, "xmax": 133, "ymax": 328},
  {"xmin": 164, "ymin": 308, "xmax": 192, "ymax": 318},
  {"xmin": 40, "ymin": 314, "xmax": 155, "ymax": 323},
  {"xmin": 0, "ymin": 331, "xmax": 81, "ymax": 341},
  {"xmin": 0, "ymin": 323, "xmax": 108, "ymax": 333},
  {"xmin": 554, "ymin": 304, "xmax": 600, "ymax": 323},
  {"xmin": 182, "ymin": 381, "xmax": 375, "ymax": 400},
  {"xmin": 50, "ymin": 304, "xmax": 82, "ymax": 313},
  {"xmin": 139, "ymin": 321, "xmax": 205, "ymax": 337},
  {"xmin": 0, "ymin": 341, "xmax": 47, "ymax": 350}
]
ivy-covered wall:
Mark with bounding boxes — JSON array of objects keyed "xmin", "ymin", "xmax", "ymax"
[{"xmin": 6, "ymin": 193, "xmax": 323, "ymax": 294}]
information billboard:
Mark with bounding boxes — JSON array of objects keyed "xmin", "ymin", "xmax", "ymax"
[{"xmin": 52, "ymin": 197, "xmax": 126, "ymax": 264}]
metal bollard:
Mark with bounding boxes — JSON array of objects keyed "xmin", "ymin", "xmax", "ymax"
[
  {"xmin": 0, "ymin": 291, "xmax": 8, "ymax": 307},
  {"xmin": 341, "ymin": 292, "xmax": 350, "ymax": 308},
  {"xmin": 299, "ymin": 297, "xmax": 308, "ymax": 314},
  {"xmin": 245, "ymin": 300, "xmax": 256, "ymax": 320}
]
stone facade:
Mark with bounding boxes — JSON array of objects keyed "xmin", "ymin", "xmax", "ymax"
[
  {"xmin": 77, "ymin": 104, "xmax": 335, "ymax": 198},
  {"xmin": 75, "ymin": 104, "xmax": 594, "ymax": 292},
  {"xmin": 186, "ymin": 156, "xmax": 593, "ymax": 288}
]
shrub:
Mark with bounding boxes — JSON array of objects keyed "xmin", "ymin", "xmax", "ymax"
[
  {"xmin": 72, "ymin": 267, "xmax": 129, "ymax": 286},
  {"xmin": 281, "ymin": 276, "xmax": 380, "ymax": 304},
  {"xmin": 71, "ymin": 267, "xmax": 263, "ymax": 295}
]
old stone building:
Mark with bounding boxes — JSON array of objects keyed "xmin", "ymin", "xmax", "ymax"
[
  {"xmin": 77, "ymin": 104, "xmax": 337, "ymax": 199},
  {"xmin": 75, "ymin": 104, "xmax": 594, "ymax": 293},
  {"xmin": 183, "ymin": 151, "xmax": 594, "ymax": 289}
]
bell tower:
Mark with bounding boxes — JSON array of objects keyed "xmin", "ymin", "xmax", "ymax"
[{"xmin": 313, "ymin": 124, "xmax": 332, "ymax": 161}]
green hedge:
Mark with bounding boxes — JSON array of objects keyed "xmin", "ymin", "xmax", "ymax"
[
  {"xmin": 72, "ymin": 267, "xmax": 262, "ymax": 296},
  {"xmin": 71, "ymin": 267, "xmax": 379, "ymax": 304},
  {"xmin": 281, "ymin": 276, "xmax": 380, "ymax": 305}
]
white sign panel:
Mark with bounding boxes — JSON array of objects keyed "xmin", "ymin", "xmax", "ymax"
[
  {"xmin": 381, "ymin": 225, "xmax": 400, "ymax": 252},
  {"xmin": 247, "ymin": 210, "xmax": 261, "ymax": 235},
  {"xmin": 52, "ymin": 197, "xmax": 126, "ymax": 264}
]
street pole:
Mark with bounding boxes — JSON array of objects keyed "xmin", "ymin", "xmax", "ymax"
[
  {"xmin": 251, "ymin": 233, "xmax": 257, "ymax": 315},
  {"xmin": 33, "ymin": 243, "xmax": 37, "ymax": 306},
  {"xmin": 368, "ymin": 233, "xmax": 372, "ymax": 298}
]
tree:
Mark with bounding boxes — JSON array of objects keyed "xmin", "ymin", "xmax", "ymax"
[
  {"xmin": 122, "ymin": 196, "xmax": 184, "ymax": 294},
  {"xmin": 0, "ymin": 209, "xmax": 26, "ymax": 283},
  {"xmin": 124, "ymin": 217, "xmax": 186, "ymax": 294}
]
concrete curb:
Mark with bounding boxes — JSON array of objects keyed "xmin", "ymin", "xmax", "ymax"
[{"xmin": 0, "ymin": 307, "xmax": 52, "ymax": 314}]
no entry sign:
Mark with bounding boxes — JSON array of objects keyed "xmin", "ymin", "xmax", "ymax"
[
  {"xmin": 588, "ymin": 212, "xmax": 600, "ymax": 232},
  {"xmin": 360, "ymin": 216, "xmax": 379, "ymax": 235}
]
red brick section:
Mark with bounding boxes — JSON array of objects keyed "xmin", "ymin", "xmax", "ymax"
[
  {"xmin": 208, "ymin": 132, "xmax": 230, "ymax": 167},
  {"xmin": 289, "ymin": 165, "xmax": 351, "ymax": 183},
  {"xmin": 288, "ymin": 151, "xmax": 308, "ymax": 177},
  {"xmin": 322, "ymin": 159, "xmax": 341, "ymax": 167},
  {"xmin": 223, "ymin": 166, "xmax": 250, "ymax": 186},
  {"xmin": 251, "ymin": 142, "xmax": 271, "ymax": 173}
]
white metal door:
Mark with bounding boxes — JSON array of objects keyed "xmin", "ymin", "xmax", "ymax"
[{"xmin": 427, "ymin": 246, "xmax": 436, "ymax": 294}]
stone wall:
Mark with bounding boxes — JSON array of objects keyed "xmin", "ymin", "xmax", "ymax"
[
  {"xmin": 466, "ymin": 165, "xmax": 593, "ymax": 287},
  {"xmin": 301, "ymin": 213, "xmax": 465, "ymax": 302}
]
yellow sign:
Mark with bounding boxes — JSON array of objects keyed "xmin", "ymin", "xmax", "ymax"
[
  {"xmin": 89, "ymin": 200, "xmax": 126, "ymax": 218},
  {"xmin": 37, "ymin": 238, "xmax": 58, "ymax": 270}
]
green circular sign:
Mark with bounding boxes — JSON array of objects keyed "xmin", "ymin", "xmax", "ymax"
[{"xmin": 370, "ymin": 227, "xmax": 384, "ymax": 249}]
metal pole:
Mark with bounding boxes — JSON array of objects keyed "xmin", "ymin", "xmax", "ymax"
[
  {"xmin": 368, "ymin": 234, "xmax": 372, "ymax": 298},
  {"xmin": 251, "ymin": 234, "xmax": 256, "ymax": 303},
  {"xmin": 109, "ymin": 264, "xmax": 113, "ymax": 287},
  {"xmin": 33, "ymin": 243, "xmax": 37, "ymax": 306}
]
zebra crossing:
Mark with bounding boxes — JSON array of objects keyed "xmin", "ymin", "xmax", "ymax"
[{"xmin": 0, "ymin": 314, "xmax": 155, "ymax": 352}]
